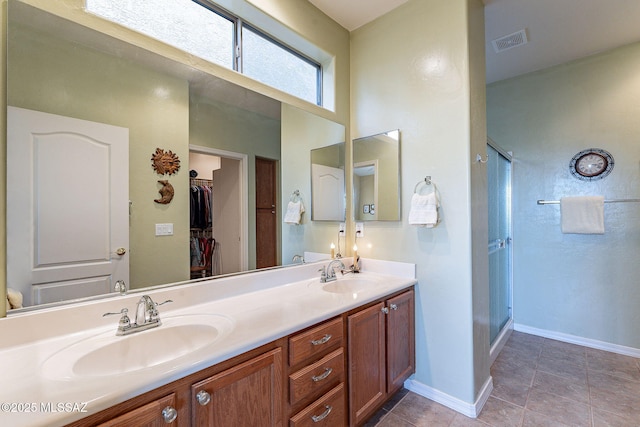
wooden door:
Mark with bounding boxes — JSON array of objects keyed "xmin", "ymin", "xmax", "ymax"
[
  {"xmin": 386, "ymin": 290, "xmax": 415, "ymax": 394},
  {"xmin": 348, "ymin": 302, "xmax": 386, "ymax": 426},
  {"xmin": 255, "ymin": 157, "xmax": 277, "ymax": 268},
  {"xmin": 7, "ymin": 106, "xmax": 129, "ymax": 306},
  {"xmin": 191, "ymin": 349, "xmax": 283, "ymax": 427}
]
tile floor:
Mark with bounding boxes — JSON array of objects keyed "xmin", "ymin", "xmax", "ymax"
[{"xmin": 365, "ymin": 331, "xmax": 640, "ymax": 426}]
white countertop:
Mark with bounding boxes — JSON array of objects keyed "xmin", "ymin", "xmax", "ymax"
[{"xmin": 0, "ymin": 258, "xmax": 415, "ymax": 426}]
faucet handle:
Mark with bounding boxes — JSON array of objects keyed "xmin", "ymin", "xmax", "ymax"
[
  {"xmin": 103, "ymin": 308, "xmax": 131, "ymax": 330},
  {"xmin": 156, "ymin": 299, "xmax": 173, "ymax": 307},
  {"xmin": 318, "ymin": 266, "xmax": 327, "ymax": 282}
]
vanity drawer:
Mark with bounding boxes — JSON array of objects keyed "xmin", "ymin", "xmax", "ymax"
[
  {"xmin": 289, "ymin": 383, "xmax": 346, "ymax": 427},
  {"xmin": 289, "ymin": 348, "xmax": 344, "ymax": 406},
  {"xmin": 289, "ymin": 317, "xmax": 343, "ymax": 366}
]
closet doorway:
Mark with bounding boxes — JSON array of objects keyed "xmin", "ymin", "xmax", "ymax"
[
  {"xmin": 189, "ymin": 146, "xmax": 248, "ymax": 275},
  {"xmin": 487, "ymin": 139, "xmax": 513, "ymax": 362}
]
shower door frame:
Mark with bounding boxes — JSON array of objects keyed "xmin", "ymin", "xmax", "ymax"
[{"xmin": 487, "ymin": 139, "xmax": 514, "ymax": 364}]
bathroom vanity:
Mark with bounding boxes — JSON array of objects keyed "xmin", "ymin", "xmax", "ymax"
[{"xmin": 0, "ymin": 259, "xmax": 415, "ymax": 427}]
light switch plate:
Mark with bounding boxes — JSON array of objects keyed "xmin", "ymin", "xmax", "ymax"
[
  {"xmin": 339, "ymin": 223, "xmax": 346, "ymax": 237},
  {"xmin": 355, "ymin": 222, "xmax": 364, "ymax": 237},
  {"xmin": 155, "ymin": 223, "xmax": 174, "ymax": 236}
]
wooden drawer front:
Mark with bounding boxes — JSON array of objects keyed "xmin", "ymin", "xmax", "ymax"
[
  {"xmin": 289, "ymin": 348, "xmax": 344, "ymax": 406},
  {"xmin": 289, "ymin": 317, "xmax": 343, "ymax": 366},
  {"xmin": 289, "ymin": 383, "xmax": 346, "ymax": 427}
]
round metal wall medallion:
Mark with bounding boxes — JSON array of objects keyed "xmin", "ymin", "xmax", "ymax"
[{"xmin": 569, "ymin": 148, "xmax": 614, "ymax": 181}]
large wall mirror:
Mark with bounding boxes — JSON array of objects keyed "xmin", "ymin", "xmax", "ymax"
[
  {"xmin": 310, "ymin": 143, "xmax": 346, "ymax": 221},
  {"xmin": 353, "ymin": 130, "xmax": 401, "ymax": 221},
  {"xmin": 5, "ymin": 1, "xmax": 344, "ymax": 312}
]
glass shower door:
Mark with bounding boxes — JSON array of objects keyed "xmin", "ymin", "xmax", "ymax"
[{"xmin": 487, "ymin": 142, "xmax": 512, "ymax": 346}]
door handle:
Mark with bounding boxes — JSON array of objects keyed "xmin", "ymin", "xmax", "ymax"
[{"xmin": 115, "ymin": 247, "xmax": 127, "ymax": 256}]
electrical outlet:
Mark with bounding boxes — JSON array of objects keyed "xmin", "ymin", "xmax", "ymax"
[
  {"xmin": 339, "ymin": 223, "xmax": 346, "ymax": 237},
  {"xmin": 355, "ymin": 222, "xmax": 364, "ymax": 237}
]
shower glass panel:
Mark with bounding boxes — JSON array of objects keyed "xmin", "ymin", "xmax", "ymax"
[{"xmin": 488, "ymin": 143, "xmax": 512, "ymax": 345}]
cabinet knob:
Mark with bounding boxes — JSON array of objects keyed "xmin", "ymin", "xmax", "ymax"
[
  {"xmin": 196, "ymin": 390, "xmax": 211, "ymax": 406},
  {"xmin": 161, "ymin": 406, "xmax": 177, "ymax": 423},
  {"xmin": 311, "ymin": 405, "xmax": 333, "ymax": 422},
  {"xmin": 381, "ymin": 307, "xmax": 389, "ymax": 314},
  {"xmin": 390, "ymin": 303, "xmax": 398, "ymax": 311}
]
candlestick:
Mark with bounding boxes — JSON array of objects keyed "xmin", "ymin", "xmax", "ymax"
[
  {"xmin": 353, "ymin": 244, "xmax": 358, "ymax": 269},
  {"xmin": 330, "ymin": 243, "xmax": 335, "ymax": 259}
]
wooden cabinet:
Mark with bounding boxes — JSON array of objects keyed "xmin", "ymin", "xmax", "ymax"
[
  {"xmin": 191, "ymin": 348, "xmax": 283, "ymax": 427},
  {"xmin": 348, "ymin": 289, "xmax": 415, "ymax": 426},
  {"xmin": 68, "ymin": 287, "xmax": 414, "ymax": 427}
]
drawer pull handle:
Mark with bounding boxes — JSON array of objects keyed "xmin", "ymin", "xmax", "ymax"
[
  {"xmin": 312, "ymin": 367, "xmax": 333, "ymax": 382},
  {"xmin": 311, "ymin": 334, "xmax": 332, "ymax": 346},
  {"xmin": 196, "ymin": 390, "xmax": 211, "ymax": 406},
  {"xmin": 161, "ymin": 406, "xmax": 178, "ymax": 423},
  {"xmin": 311, "ymin": 405, "xmax": 333, "ymax": 422}
]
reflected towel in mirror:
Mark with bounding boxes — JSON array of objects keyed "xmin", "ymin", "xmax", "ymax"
[
  {"xmin": 284, "ymin": 200, "xmax": 305, "ymax": 225},
  {"xmin": 408, "ymin": 192, "xmax": 439, "ymax": 227}
]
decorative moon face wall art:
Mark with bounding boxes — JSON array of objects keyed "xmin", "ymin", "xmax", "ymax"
[{"xmin": 569, "ymin": 148, "xmax": 614, "ymax": 181}]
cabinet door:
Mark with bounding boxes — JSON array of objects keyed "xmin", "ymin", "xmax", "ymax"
[
  {"xmin": 98, "ymin": 394, "xmax": 177, "ymax": 427},
  {"xmin": 348, "ymin": 302, "xmax": 386, "ymax": 426},
  {"xmin": 386, "ymin": 290, "xmax": 415, "ymax": 394},
  {"xmin": 192, "ymin": 348, "xmax": 283, "ymax": 427}
]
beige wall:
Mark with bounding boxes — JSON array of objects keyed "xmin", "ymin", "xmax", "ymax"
[{"xmin": 350, "ymin": 0, "xmax": 488, "ymax": 405}]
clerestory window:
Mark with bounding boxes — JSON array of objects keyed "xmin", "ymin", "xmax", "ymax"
[{"xmin": 86, "ymin": 0, "xmax": 322, "ymax": 106}]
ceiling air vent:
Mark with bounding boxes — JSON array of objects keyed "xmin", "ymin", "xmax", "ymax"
[{"xmin": 491, "ymin": 29, "xmax": 528, "ymax": 53}]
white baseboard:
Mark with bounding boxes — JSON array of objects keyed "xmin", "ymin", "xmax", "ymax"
[
  {"xmin": 404, "ymin": 375, "xmax": 493, "ymax": 418},
  {"xmin": 490, "ymin": 318, "xmax": 514, "ymax": 364},
  {"xmin": 514, "ymin": 323, "xmax": 640, "ymax": 358}
]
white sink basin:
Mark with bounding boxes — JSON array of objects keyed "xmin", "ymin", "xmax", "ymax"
[
  {"xmin": 308, "ymin": 274, "xmax": 385, "ymax": 295},
  {"xmin": 322, "ymin": 278, "xmax": 383, "ymax": 294},
  {"xmin": 42, "ymin": 314, "xmax": 234, "ymax": 379}
]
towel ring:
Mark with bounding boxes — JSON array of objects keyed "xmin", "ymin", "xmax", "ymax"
[
  {"xmin": 290, "ymin": 189, "xmax": 301, "ymax": 202},
  {"xmin": 414, "ymin": 176, "xmax": 434, "ymax": 194}
]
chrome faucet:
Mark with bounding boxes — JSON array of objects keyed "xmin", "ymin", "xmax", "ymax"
[
  {"xmin": 104, "ymin": 295, "xmax": 172, "ymax": 336},
  {"xmin": 320, "ymin": 259, "xmax": 346, "ymax": 283},
  {"xmin": 292, "ymin": 254, "xmax": 305, "ymax": 264}
]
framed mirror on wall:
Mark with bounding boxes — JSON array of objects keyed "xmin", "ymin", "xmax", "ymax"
[{"xmin": 353, "ymin": 129, "xmax": 401, "ymax": 221}]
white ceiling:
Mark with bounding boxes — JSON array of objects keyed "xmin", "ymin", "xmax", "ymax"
[{"xmin": 308, "ymin": 0, "xmax": 640, "ymax": 84}]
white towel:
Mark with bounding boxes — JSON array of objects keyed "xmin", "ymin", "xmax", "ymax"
[
  {"xmin": 408, "ymin": 191, "xmax": 439, "ymax": 227},
  {"xmin": 560, "ymin": 196, "xmax": 604, "ymax": 234},
  {"xmin": 284, "ymin": 200, "xmax": 305, "ymax": 224}
]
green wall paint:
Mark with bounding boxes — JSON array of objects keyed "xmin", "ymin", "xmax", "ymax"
[{"xmin": 351, "ymin": 0, "xmax": 488, "ymax": 404}]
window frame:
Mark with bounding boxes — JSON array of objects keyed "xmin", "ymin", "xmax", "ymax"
[
  {"xmin": 239, "ymin": 22, "xmax": 322, "ymax": 106},
  {"xmin": 192, "ymin": 0, "xmax": 323, "ymax": 105}
]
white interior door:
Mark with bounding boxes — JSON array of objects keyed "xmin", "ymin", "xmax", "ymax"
[
  {"xmin": 311, "ymin": 164, "xmax": 345, "ymax": 221},
  {"xmin": 7, "ymin": 106, "xmax": 129, "ymax": 306}
]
